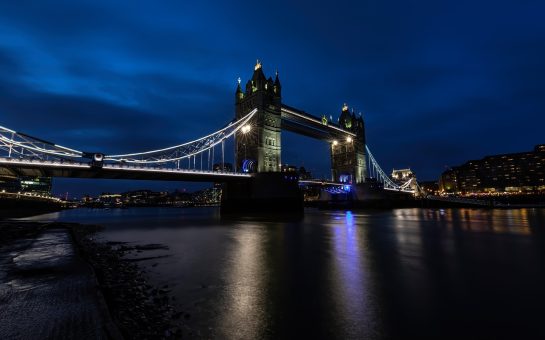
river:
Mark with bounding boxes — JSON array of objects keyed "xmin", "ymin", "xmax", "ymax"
[{"xmin": 22, "ymin": 207, "xmax": 545, "ymax": 339}]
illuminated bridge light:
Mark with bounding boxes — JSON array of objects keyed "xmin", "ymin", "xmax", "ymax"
[{"xmin": 241, "ymin": 125, "xmax": 251, "ymax": 134}]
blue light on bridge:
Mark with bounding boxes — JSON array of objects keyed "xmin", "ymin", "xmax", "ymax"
[{"xmin": 242, "ymin": 159, "xmax": 255, "ymax": 173}]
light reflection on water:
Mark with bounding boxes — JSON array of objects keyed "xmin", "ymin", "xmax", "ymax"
[
  {"xmin": 328, "ymin": 211, "xmax": 379, "ymax": 339},
  {"xmin": 217, "ymin": 224, "xmax": 267, "ymax": 339},
  {"xmin": 21, "ymin": 207, "xmax": 545, "ymax": 339}
]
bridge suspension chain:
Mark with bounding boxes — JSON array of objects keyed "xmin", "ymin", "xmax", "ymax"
[
  {"xmin": 0, "ymin": 125, "xmax": 83, "ymax": 160},
  {"xmin": 105, "ymin": 108, "xmax": 257, "ymax": 164},
  {"xmin": 1, "ymin": 109, "xmax": 257, "ymax": 168}
]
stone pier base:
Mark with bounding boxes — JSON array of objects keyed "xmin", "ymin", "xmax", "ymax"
[{"xmin": 220, "ymin": 172, "xmax": 303, "ymax": 215}]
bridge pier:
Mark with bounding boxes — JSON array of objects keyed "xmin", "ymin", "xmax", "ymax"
[{"xmin": 220, "ymin": 173, "xmax": 303, "ymax": 215}]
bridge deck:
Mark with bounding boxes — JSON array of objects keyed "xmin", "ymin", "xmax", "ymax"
[{"xmin": 0, "ymin": 158, "xmax": 252, "ymax": 182}]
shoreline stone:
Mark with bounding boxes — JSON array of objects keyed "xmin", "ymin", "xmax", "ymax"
[
  {"xmin": 1, "ymin": 221, "xmax": 184, "ymax": 339},
  {"xmin": 70, "ymin": 223, "xmax": 184, "ymax": 339}
]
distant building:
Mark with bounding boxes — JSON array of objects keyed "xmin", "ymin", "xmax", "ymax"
[
  {"xmin": 298, "ymin": 166, "xmax": 312, "ymax": 180},
  {"xmin": 440, "ymin": 144, "xmax": 545, "ymax": 194},
  {"xmin": 121, "ymin": 190, "xmax": 169, "ymax": 205},
  {"xmin": 213, "ymin": 162, "xmax": 233, "ymax": 172},
  {"xmin": 192, "ymin": 187, "xmax": 222, "ymax": 205},
  {"xmin": 0, "ymin": 175, "xmax": 21, "ymax": 193},
  {"xmin": 281, "ymin": 164, "xmax": 312, "ymax": 180},
  {"xmin": 391, "ymin": 169, "xmax": 414, "ymax": 184},
  {"xmin": 419, "ymin": 181, "xmax": 440, "ymax": 195},
  {"xmin": 1, "ymin": 176, "xmax": 53, "ymax": 196},
  {"xmin": 281, "ymin": 164, "xmax": 298, "ymax": 173},
  {"xmin": 391, "ymin": 168, "xmax": 419, "ymax": 192}
]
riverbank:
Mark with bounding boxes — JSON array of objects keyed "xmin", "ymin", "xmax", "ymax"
[
  {"xmin": 0, "ymin": 195, "xmax": 66, "ymax": 219},
  {"xmin": 0, "ymin": 221, "xmax": 184, "ymax": 339}
]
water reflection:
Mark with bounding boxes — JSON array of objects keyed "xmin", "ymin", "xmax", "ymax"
[
  {"xmin": 21, "ymin": 207, "xmax": 545, "ymax": 339},
  {"xmin": 217, "ymin": 224, "xmax": 267, "ymax": 339},
  {"xmin": 328, "ymin": 211, "xmax": 379, "ymax": 339},
  {"xmin": 389, "ymin": 208, "xmax": 533, "ymax": 235}
]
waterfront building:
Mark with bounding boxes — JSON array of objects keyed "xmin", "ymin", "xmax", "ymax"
[
  {"xmin": 419, "ymin": 181, "xmax": 440, "ymax": 195},
  {"xmin": 1, "ymin": 176, "xmax": 53, "ymax": 196},
  {"xmin": 391, "ymin": 169, "xmax": 414, "ymax": 184},
  {"xmin": 122, "ymin": 190, "xmax": 169, "ymax": 205},
  {"xmin": 19, "ymin": 177, "xmax": 52, "ymax": 195},
  {"xmin": 0, "ymin": 175, "xmax": 21, "ymax": 193},
  {"xmin": 440, "ymin": 144, "xmax": 545, "ymax": 194}
]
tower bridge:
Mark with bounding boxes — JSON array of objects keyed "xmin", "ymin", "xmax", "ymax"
[{"xmin": 0, "ymin": 61, "xmax": 417, "ymax": 213}]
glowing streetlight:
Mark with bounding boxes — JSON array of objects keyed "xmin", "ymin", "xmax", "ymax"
[
  {"xmin": 241, "ymin": 125, "xmax": 251, "ymax": 134},
  {"xmin": 346, "ymin": 136, "xmax": 352, "ymax": 143}
]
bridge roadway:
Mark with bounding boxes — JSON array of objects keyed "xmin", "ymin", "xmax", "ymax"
[{"xmin": 0, "ymin": 157, "xmax": 252, "ymax": 182}]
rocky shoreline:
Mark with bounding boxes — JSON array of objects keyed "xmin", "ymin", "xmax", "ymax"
[{"xmin": 1, "ymin": 221, "xmax": 185, "ymax": 339}]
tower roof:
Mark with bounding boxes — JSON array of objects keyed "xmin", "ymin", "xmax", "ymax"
[{"xmin": 252, "ymin": 59, "xmax": 267, "ymax": 83}]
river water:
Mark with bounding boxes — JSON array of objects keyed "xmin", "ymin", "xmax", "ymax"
[{"xmin": 23, "ymin": 207, "xmax": 545, "ymax": 339}]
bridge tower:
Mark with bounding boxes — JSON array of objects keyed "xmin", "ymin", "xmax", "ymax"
[
  {"xmin": 235, "ymin": 61, "xmax": 282, "ymax": 173},
  {"xmin": 330, "ymin": 104, "xmax": 367, "ymax": 184}
]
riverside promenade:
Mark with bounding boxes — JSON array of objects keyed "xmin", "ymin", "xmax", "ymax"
[{"xmin": 0, "ymin": 222, "xmax": 120, "ymax": 339}]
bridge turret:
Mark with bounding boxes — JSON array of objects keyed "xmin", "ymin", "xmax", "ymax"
[
  {"xmin": 339, "ymin": 103, "xmax": 354, "ymax": 131},
  {"xmin": 355, "ymin": 113, "xmax": 365, "ymax": 136},
  {"xmin": 248, "ymin": 60, "xmax": 267, "ymax": 93},
  {"xmin": 235, "ymin": 61, "xmax": 282, "ymax": 173},
  {"xmin": 330, "ymin": 103, "xmax": 367, "ymax": 184}
]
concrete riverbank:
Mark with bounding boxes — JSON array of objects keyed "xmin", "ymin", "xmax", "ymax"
[{"xmin": 0, "ymin": 221, "xmax": 184, "ymax": 339}]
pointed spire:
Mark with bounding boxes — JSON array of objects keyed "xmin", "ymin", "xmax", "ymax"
[
  {"xmin": 274, "ymin": 69, "xmax": 281, "ymax": 87},
  {"xmin": 273, "ymin": 69, "xmax": 281, "ymax": 97},
  {"xmin": 235, "ymin": 77, "xmax": 243, "ymax": 101},
  {"xmin": 251, "ymin": 59, "xmax": 266, "ymax": 88}
]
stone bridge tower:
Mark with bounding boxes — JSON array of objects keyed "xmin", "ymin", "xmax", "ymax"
[
  {"xmin": 235, "ymin": 61, "xmax": 282, "ymax": 173},
  {"xmin": 330, "ymin": 104, "xmax": 367, "ymax": 184}
]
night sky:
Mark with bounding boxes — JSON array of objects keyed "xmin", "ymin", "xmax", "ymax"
[{"xmin": 1, "ymin": 1, "xmax": 544, "ymax": 197}]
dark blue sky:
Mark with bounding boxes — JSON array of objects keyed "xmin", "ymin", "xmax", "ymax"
[{"xmin": 1, "ymin": 1, "xmax": 544, "ymax": 197}]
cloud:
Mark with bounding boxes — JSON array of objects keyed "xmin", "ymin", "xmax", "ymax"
[{"xmin": 1, "ymin": 0, "xmax": 545, "ymax": 194}]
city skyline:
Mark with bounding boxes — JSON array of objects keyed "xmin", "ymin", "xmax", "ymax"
[{"xmin": 1, "ymin": 1, "xmax": 544, "ymax": 196}]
